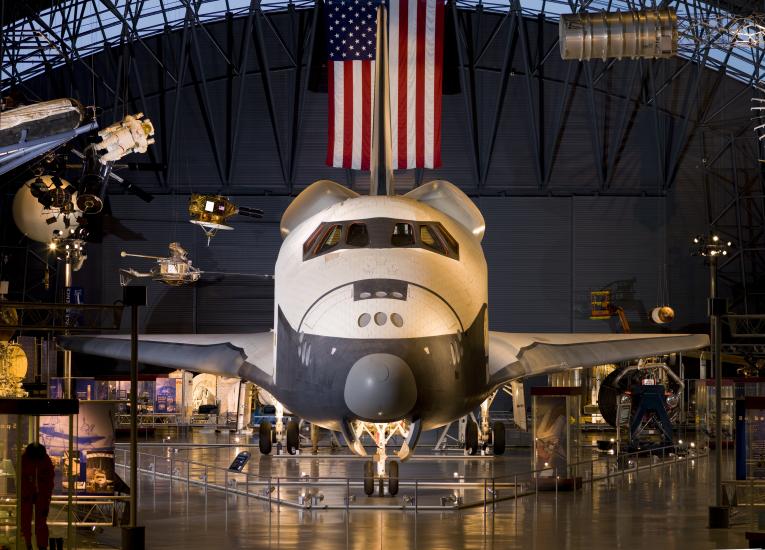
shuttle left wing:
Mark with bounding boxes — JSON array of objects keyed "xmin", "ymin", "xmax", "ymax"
[
  {"xmin": 488, "ymin": 331, "xmax": 709, "ymax": 389},
  {"xmin": 58, "ymin": 332, "xmax": 275, "ymax": 390}
]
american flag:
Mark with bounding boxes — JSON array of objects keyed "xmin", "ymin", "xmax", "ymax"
[{"xmin": 326, "ymin": 0, "xmax": 444, "ymax": 171}]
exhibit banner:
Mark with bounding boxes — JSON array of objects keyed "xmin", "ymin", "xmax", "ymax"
[
  {"xmin": 40, "ymin": 401, "xmax": 116, "ymax": 494},
  {"xmin": 155, "ymin": 377, "xmax": 178, "ymax": 413}
]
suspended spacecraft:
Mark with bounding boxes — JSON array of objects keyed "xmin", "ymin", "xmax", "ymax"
[
  {"xmin": 187, "ymin": 194, "xmax": 264, "ymax": 245},
  {"xmin": 119, "ymin": 242, "xmax": 273, "ymax": 286}
]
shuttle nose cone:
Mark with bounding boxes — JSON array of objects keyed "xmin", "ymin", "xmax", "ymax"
[{"xmin": 344, "ymin": 354, "xmax": 417, "ymax": 421}]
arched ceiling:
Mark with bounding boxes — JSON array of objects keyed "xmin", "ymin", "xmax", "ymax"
[{"xmin": 2, "ymin": 0, "xmax": 764, "ymax": 90}]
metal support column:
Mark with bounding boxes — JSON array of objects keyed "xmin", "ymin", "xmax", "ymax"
[{"xmin": 121, "ymin": 286, "xmax": 146, "ymax": 549}]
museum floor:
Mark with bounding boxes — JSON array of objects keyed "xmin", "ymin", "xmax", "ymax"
[{"xmin": 63, "ymin": 431, "xmax": 754, "ymax": 550}]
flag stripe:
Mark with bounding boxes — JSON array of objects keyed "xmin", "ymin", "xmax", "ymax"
[
  {"xmin": 424, "ymin": 0, "xmax": 436, "ymax": 168},
  {"xmin": 342, "ymin": 61, "xmax": 354, "ymax": 169},
  {"xmin": 396, "ymin": 0, "xmax": 409, "ymax": 169},
  {"xmin": 352, "ymin": 61, "xmax": 363, "ymax": 169},
  {"xmin": 415, "ymin": 0, "xmax": 426, "ymax": 169},
  {"xmin": 361, "ymin": 60, "xmax": 372, "ymax": 170},
  {"xmin": 389, "ymin": 1, "xmax": 400, "ymax": 169},
  {"xmin": 406, "ymin": 0, "xmax": 417, "ymax": 168},
  {"xmin": 333, "ymin": 62, "xmax": 344, "ymax": 168},
  {"xmin": 327, "ymin": 62, "xmax": 335, "ymax": 166},
  {"xmin": 433, "ymin": 0, "xmax": 444, "ymax": 168}
]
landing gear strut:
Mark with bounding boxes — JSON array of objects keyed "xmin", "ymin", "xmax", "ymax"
[
  {"xmin": 479, "ymin": 391, "xmax": 506, "ymax": 456},
  {"xmin": 345, "ymin": 420, "xmax": 419, "ymax": 497}
]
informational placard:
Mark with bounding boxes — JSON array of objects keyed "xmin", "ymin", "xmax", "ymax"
[
  {"xmin": 40, "ymin": 401, "xmax": 116, "ymax": 494},
  {"xmin": 229, "ymin": 451, "xmax": 251, "ymax": 472}
]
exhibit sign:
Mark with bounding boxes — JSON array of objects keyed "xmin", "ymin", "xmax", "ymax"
[
  {"xmin": 40, "ymin": 401, "xmax": 116, "ymax": 494},
  {"xmin": 531, "ymin": 387, "xmax": 582, "ymax": 479},
  {"xmin": 746, "ymin": 397, "xmax": 765, "ymax": 479}
]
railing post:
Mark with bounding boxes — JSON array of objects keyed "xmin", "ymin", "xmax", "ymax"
[
  {"xmin": 514, "ymin": 475, "xmax": 517, "ymax": 514},
  {"xmin": 415, "ymin": 480, "xmax": 418, "ymax": 513},
  {"xmin": 483, "ymin": 479, "xmax": 487, "ymax": 515},
  {"xmin": 555, "ymin": 468, "xmax": 558, "ymax": 500}
]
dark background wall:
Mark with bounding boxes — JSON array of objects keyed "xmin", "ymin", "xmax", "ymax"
[{"xmin": 2, "ymin": 8, "xmax": 754, "ymax": 333}]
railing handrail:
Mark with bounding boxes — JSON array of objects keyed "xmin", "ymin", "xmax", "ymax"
[{"xmin": 115, "ymin": 441, "xmax": 702, "ymax": 486}]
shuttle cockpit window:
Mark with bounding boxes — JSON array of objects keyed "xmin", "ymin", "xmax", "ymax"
[
  {"xmin": 346, "ymin": 223, "xmax": 369, "ymax": 247},
  {"xmin": 419, "ymin": 225, "xmax": 446, "ymax": 255},
  {"xmin": 391, "ymin": 223, "xmax": 415, "ymax": 247},
  {"xmin": 303, "ymin": 224, "xmax": 324, "ymax": 256},
  {"xmin": 316, "ymin": 224, "xmax": 343, "ymax": 254}
]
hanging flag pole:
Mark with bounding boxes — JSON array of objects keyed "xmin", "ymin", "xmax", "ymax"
[{"xmin": 370, "ymin": 1, "xmax": 394, "ymax": 196}]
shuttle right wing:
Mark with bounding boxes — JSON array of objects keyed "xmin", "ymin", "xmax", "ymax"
[{"xmin": 488, "ymin": 331, "xmax": 709, "ymax": 389}]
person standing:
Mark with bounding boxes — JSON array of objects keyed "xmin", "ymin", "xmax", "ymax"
[{"xmin": 20, "ymin": 443, "xmax": 54, "ymax": 550}]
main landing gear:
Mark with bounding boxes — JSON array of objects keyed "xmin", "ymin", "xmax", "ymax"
[
  {"xmin": 445, "ymin": 392, "xmax": 506, "ymax": 456},
  {"xmin": 258, "ymin": 400, "xmax": 302, "ymax": 455}
]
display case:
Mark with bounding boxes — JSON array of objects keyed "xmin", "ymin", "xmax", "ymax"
[
  {"xmin": 692, "ymin": 378, "xmax": 765, "ymax": 447},
  {"xmin": 531, "ymin": 387, "xmax": 582, "ymax": 482}
]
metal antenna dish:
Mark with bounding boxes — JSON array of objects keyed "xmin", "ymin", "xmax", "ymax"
[{"xmin": 189, "ymin": 219, "xmax": 234, "ymax": 246}]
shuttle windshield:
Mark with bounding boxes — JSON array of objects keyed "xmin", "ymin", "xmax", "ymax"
[{"xmin": 303, "ymin": 218, "xmax": 459, "ymax": 260}]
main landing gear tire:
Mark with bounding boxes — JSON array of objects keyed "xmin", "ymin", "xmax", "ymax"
[
  {"xmin": 259, "ymin": 421, "xmax": 273, "ymax": 455},
  {"xmin": 388, "ymin": 461, "xmax": 399, "ymax": 496},
  {"xmin": 465, "ymin": 420, "xmax": 479, "ymax": 456},
  {"xmin": 286, "ymin": 420, "xmax": 300, "ymax": 455},
  {"xmin": 363, "ymin": 461, "xmax": 375, "ymax": 496},
  {"xmin": 492, "ymin": 421, "xmax": 506, "ymax": 456}
]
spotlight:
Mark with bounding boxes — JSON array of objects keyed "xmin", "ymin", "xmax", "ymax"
[{"xmin": 48, "ymin": 243, "xmax": 56, "ymax": 251}]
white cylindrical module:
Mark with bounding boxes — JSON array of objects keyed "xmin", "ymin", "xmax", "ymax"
[{"xmin": 559, "ymin": 9, "xmax": 678, "ymax": 61}]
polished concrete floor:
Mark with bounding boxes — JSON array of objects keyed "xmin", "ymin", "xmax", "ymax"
[{"xmin": 74, "ymin": 430, "xmax": 759, "ymax": 550}]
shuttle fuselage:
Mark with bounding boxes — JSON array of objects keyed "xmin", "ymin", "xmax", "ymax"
[{"xmin": 273, "ymin": 194, "xmax": 488, "ymax": 432}]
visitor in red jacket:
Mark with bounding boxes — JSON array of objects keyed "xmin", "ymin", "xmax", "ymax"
[{"xmin": 20, "ymin": 443, "xmax": 55, "ymax": 550}]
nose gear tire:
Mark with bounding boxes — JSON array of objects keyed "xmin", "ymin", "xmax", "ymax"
[
  {"xmin": 363, "ymin": 461, "xmax": 375, "ymax": 496},
  {"xmin": 388, "ymin": 461, "xmax": 399, "ymax": 496},
  {"xmin": 465, "ymin": 420, "xmax": 479, "ymax": 455},
  {"xmin": 492, "ymin": 421, "xmax": 506, "ymax": 455}
]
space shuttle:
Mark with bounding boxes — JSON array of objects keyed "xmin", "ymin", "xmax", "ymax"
[{"xmin": 60, "ymin": 2, "xmax": 708, "ymax": 493}]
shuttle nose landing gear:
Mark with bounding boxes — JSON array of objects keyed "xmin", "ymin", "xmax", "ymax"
[{"xmin": 345, "ymin": 420, "xmax": 419, "ymax": 497}]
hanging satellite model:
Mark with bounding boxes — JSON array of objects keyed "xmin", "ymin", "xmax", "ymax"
[
  {"xmin": 188, "ymin": 194, "xmax": 264, "ymax": 245},
  {"xmin": 12, "ymin": 173, "xmax": 83, "ymax": 243},
  {"xmin": 119, "ymin": 242, "xmax": 273, "ymax": 286},
  {"xmin": 120, "ymin": 242, "xmax": 201, "ymax": 286}
]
